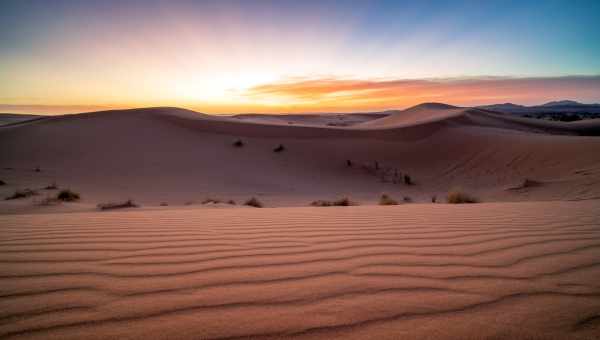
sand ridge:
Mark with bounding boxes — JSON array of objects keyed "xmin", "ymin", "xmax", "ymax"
[{"xmin": 1, "ymin": 201, "xmax": 599, "ymax": 339}]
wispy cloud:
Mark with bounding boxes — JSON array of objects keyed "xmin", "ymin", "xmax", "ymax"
[{"xmin": 247, "ymin": 75, "xmax": 600, "ymax": 110}]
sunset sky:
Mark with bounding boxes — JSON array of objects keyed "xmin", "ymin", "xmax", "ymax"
[{"xmin": 1, "ymin": 0, "xmax": 599, "ymax": 114}]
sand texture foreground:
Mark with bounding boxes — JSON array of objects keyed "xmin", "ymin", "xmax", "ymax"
[{"xmin": 1, "ymin": 201, "xmax": 600, "ymax": 339}]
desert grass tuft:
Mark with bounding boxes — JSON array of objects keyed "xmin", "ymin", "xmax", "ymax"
[
  {"xmin": 447, "ymin": 189, "xmax": 478, "ymax": 204},
  {"xmin": 273, "ymin": 144, "xmax": 285, "ymax": 153},
  {"xmin": 56, "ymin": 189, "xmax": 80, "ymax": 202},
  {"xmin": 244, "ymin": 197, "xmax": 263, "ymax": 208},
  {"xmin": 232, "ymin": 139, "xmax": 244, "ymax": 147},
  {"xmin": 5, "ymin": 188, "xmax": 38, "ymax": 200},
  {"xmin": 97, "ymin": 199, "xmax": 139, "ymax": 210},
  {"xmin": 379, "ymin": 194, "xmax": 398, "ymax": 205},
  {"xmin": 0, "ymin": 179, "xmax": 6, "ymax": 186},
  {"xmin": 311, "ymin": 197, "xmax": 355, "ymax": 207}
]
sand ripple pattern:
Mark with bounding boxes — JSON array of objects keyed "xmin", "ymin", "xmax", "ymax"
[{"xmin": 1, "ymin": 201, "xmax": 600, "ymax": 339}]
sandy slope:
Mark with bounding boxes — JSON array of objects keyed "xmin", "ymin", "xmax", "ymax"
[
  {"xmin": 1, "ymin": 104, "xmax": 600, "ymax": 213},
  {"xmin": 0, "ymin": 201, "xmax": 599, "ymax": 339}
]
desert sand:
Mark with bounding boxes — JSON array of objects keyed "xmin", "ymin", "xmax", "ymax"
[
  {"xmin": 1, "ymin": 104, "xmax": 600, "ymax": 339},
  {"xmin": 1, "ymin": 201, "xmax": 600, "ymax": 339}
]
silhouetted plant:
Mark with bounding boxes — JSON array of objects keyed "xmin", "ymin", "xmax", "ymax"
[
  {"xmin": 97, "ymin": 199, "xmax": 139, "ymax": 210},
  {"xmin": 244, "ymin": 197, "xmax": 263, "ymax": 208},
  {"xmin": 34, "ymin": 166, "xmax": 41, "ymax": 172},
  {"xmin": 311, "ymin": 197, "xmax": 355, "ymax": 207},
  {"xmin": 273, "ymin": 144, "xmax": 285, "ymax": 152},
  {"xmin": 5, "ymin": 189, "xmax": 38, "ymax": 200},
  {"xmin": 57, "ymin": 189, "xmax": 80, "ymax": 202},
  {"xmin": 403, "ymin": 174, "xmax": 413, "ymax": 185},
  {"xmin": 233, "ymin": 139, "xmax": 244, "ymax": 147},
  {"xmin": 379, "ymin": 194, "xmax": 398, "ymax": 206},
  {"xmin": 0, "ymin": 179, "xmax": 5, "ymax": 186},
  {"xmin": 403, "ymin": 196, "xmax": 412, "ymax": 203},
  {"xmin": 447, "ymin": 190, "xmax": 478, "ymax": 204}
]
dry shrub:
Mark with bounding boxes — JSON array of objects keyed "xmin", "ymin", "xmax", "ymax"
[
  {"xmin": 310, "ymin": 197, "xmax": 355, "ymax": 207},
  {"xmin": 57, "ymin": 189, "xmax": 80, "ymax": 202},
  {"xmin": 44, "ymin": 182, "xmax": 58, "ymax": 190},
  {"xmin": 244, "ymin": 197, "xmax": 263, "ymax": 208},
  {"xmin": 5, "ymin": 188, "xmax": 38, "ymax": 200},
  {"xmin": 379, "ymin": 194, "xmax": 398, "ymax": 205},
  {"xmin": 447, "ymin": 190, "xmax": 478, "ymax": 204},
  {"xmin": 97, "ymin": 199, "xmax": 139, "ymax": 210}
]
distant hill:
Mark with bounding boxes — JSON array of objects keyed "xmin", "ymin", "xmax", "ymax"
[{"xmin": 479, "ymin": 100, "xmax": 600, "ymax": 115}]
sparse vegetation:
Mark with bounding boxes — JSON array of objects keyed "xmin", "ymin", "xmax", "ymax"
[
  {"xmin": 0, "ymin": 179, "xmax": 5, "ymax": 186},
  {"xmin": 202, "ymin": 198, "xmax": 236, "ymax": 205},
  {"xmin": 403, "ymin": 196, "xmax": 412, "ymax": 203},
  {"xmin": 447, "ymin": 190, "xmax": 478, "ymax": 204},
  {"xmin": 57, "ymin": 189, "xmax": 80, "ymax": 202},
  {"xmin": 233, "ymin": 139, "xmax": 244, "ymax": 147},
  {"xmin": 160, "ymin": 202, "xmax": 168, "ymax": 206},
  {"xmin": 97, "ymin": 199, "xmax": 139, "ymax": 210},
  {"xmin": 5, "ymin": 188, "xmax": 38, "ymax": 200},
  {"xmin": 403, "ymin": 174, "xmax": 413, "ymax": 185},
  {"xmin": 379, "ymin": 194, "xmax": 398, "ymax": 205},
  {"xmin": 244, "ymin": 197, "xmax": 263, "ymax": 208},
  {"xmin": 273, "ymin": 144, "xmax": 285, "ymax": 152},
  {"xmin": 44, "ymin": 182, "xmax": 58, "ymax": 190},
  {"xmin": 34, "ymin": 166, "xmax": 41, "ymax": 172},
  {"xmin": 432, "ymin": 195, "xmax": 437, "ymax": 203},
  {"xmin": 310, "ymin": 197, "xmax": 355, "ymax": 207}
]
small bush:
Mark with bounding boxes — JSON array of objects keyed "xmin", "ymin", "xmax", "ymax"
[
  {"xmin": 310, "ymin": 197, "xmax": 355, "ymax": 207},
  {"xmin": 5, "ymin": 189, "xmax": 38, "ymax": 200},
  {"xmin": 273, "ymin": 144, "xmax": 285, "ymax": 153},
  {"xmin": 447, "ymin": 190, "xmax": 478, "ymax": 204},
  {"xmin": 34, "ymin": 166, "xmax": 41, "ymax": 172},
  {"xmin": 431, "ymin": 195, "xmax": 437, "ymax": 203},
  {"xmin": 403, "ymin": 174, "xmax": 413, "ymax": 185},
  {"xmin": 379, "ymin": 194, "xmax": 398, "ymax": 205},
  {"xmin": 233, "ymin": 139, "xmax": 244, "ymax": 147},
  {"xmin": 57, "ymin": 189, "xmax": 80, "ymax": 202},
  {"xmin": 227, "ymin": 199, "xmax": 236, "ymax": 205},
  {"xmin": 44, "ymin": 182, "xmax": 58, "ymax": 190},
  {"xmin": 97, "ymin": 199, "xmax": 139, "ymax": 210},
  {"xmin": 244, "ymin": 197, "xmax": 263, "ymax": 208},
  {"xmin": 0, "ymin": 179, "xmax": 6, "ymax": 186},
  {"xmin": 403, "ymin": 196, "xmax": 412, "ymax": 203},
  {"xmin": 160, "ymin": 202, "xmax": 168, "ymax": 206}
]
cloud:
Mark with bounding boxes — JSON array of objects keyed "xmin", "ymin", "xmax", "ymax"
[{"xmin": 246, "ymin": 75, "xmax": 600, "ymax": 110}]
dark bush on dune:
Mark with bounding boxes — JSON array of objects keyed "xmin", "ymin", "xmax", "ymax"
[
  {"xmin": 273, "ymin": 144, "xmax": 285, "ymax": 153},
  {"xmin": 57, "ymin": 189, "xmax": 80, "ymax": 202},
  {"xmin": 97, "ymin": 199, "xmax": 139, "ymax": 210},
  {"xmin": 233, "ymin": 139, "xmax": 244, "ymax": 147},
  {"xmin": 403, "ymin": 174, "xmax": 413, "ymax": 185},
  {"xmin": 311, "ymin": 197, "xmax": 355, "ymax": 207},
  {"xmin": 5, "ymin": 189, "xmax": 38, "ymax": 200},
  {"xmin": 447, "ymin": 190, "xmax": 478, "ymax": 204},
  {"xmin": 244, "ymin": 197, "xmax": 263, "ymax": 208},
  {"xmin": 0, "ymin": 180, "xmax": 6, "ymax": 186},
  {"xmin": 379, "ymin": 194, "xmax": 398, "ymax": 205}
]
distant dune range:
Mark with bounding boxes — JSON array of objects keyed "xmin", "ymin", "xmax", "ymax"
[{"xmin": 1, "ymin": 103, "xmax": 600, "ymax": 211}]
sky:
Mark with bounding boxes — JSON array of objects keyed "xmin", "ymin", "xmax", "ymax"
[{"xmin": 1, "ymin": 0, "xmax": 599, "ymax": 114}]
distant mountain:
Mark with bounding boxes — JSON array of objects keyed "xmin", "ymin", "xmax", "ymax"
[
  {"xmin": 540, "ymin": 100, "xmax": 582, "ymax": 107},
  {"xmin": 478, "ymin": 101, "xmax": 600, "ymax": 115}
]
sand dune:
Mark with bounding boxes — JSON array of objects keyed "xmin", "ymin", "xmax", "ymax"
[
  {"xmin": 1, "ymin": 201, "xmax": 599, "ymax": 339},
  {"xmin": 2, "ymin": 104, "xmax": 600, "ymax": 212}
]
